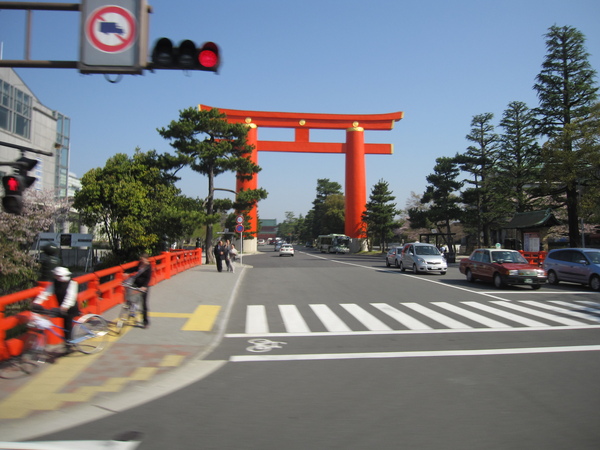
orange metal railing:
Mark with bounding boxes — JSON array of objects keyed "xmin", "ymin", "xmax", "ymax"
[
  {"xmin": 0, "ymin": 248, "xmax": 202, "ymax": 360},
  {"xmin": 519, "ymin": 250, "xmax": 547, "ymax": 266}
]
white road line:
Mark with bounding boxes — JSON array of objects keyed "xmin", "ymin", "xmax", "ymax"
[
  {"xmin": 403, "ymin": 302, "xmax": 472, "ymax": 329},
  {"xmin": 490, "ymin": 300, "xmax": 587, "ymax": 326},
  {"xmin": 246, "ymin": 305, "xmax": 269, "ymax": 334},
  {"xmin": 225, "ymin": 324, "xmax": 600, "ymax": 338},
  {"xmin": 310, "ymin": 304, "xmax": 352, "ymax": 332},
  {"xmin": 462, "ymin": 301, "xmax": 546, "ymax": 327},
  {"xmin": 575, "ymin": 301, "xmax": 600, "ymax": 309},
  {"xmin": 279, "ymin": 304, "xmax": 311, "ymax": 333},
  {"xmin": 371, "ymin": 303, "xmax": 432, "ymax": 329},
  {"xmin": 433, "ymin": 302, "xmax": 511, "ymax": 328},
  {"xmin": 230, "ymin": 345, "xmax": 600, "ymax": 362},
  {"xmin": 340, "ymin": 303, "xmax": 392, "ymax": 331},
  {"xmin": 530, "ymin": 301, "xmax": 600, "ymax": 323}
]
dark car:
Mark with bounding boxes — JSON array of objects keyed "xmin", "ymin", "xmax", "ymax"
[
  {"xmin": 459, "ymin": 248, "xmax": 547, "ymax": 289},
  {"xmin": 543, "ymin": 248, "xmax": 600, "ymax": 291}
]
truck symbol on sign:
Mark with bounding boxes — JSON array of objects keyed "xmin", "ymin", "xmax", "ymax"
[{"xmin": 99, "ymin": 22, "xmax": 124, "ymax": 35}]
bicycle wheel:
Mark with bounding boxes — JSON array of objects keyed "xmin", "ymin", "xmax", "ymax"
[
  {"xmin": 115, "ymin": 302, "xmax": 131, "ymax": 334},
  {"xmin": 71, "ymin": 314, "xmax": 109, "ymax": 354},
  {"xmin": 21, "ymin": 330, "xmax": 47, "ymax": 364},
  {"xmin": 1, "ymin": 359, "xmax": 25, "ymax": 379}
]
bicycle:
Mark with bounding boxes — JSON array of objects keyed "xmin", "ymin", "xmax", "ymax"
[
  {"xmin": 25, "ymin": 304, "xmax": 110, "ymax": 362},
  {"xmin": 0, "ymin": 343, "xmax": 39, "ymax": 379},
  {"xmin": 115, "ymin": 283, "xmax": 145, "ymax": 334}
]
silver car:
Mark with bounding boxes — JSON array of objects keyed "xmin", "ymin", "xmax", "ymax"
[
  {"xmin": 543, "ymin": 248, "xmax": 600, "ymax": 290},
  {"xmin": 400, "ymin": 243, "xmax": 447, "ymax": 274},
  {"xmin": 385, "ymin": 246, "xmax": 404, "ymax": 268}
]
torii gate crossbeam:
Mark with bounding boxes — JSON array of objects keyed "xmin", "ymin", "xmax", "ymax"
[{"xmin": 200, "ymin": 105, "xmax": 404, "ymax": 240}]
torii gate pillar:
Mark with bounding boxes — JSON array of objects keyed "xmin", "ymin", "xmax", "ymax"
[
  {"xmin": 201, "ymin": 105, "xmax": 404, "ymax": 241},
  {"xmin": 345, "ymin": 126, "xmax": 366, "ymax": 237},
  {"xmin": 236, "ymin": 123, "xmax": 259, "ymax": 235}
]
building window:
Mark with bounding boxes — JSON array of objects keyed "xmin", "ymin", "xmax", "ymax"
[
  {"xmin": 0, "ymin": 78, "xmax": 31, "ymax": 139},
  {"xmin": 55, "ymin": 113, "xmax": 71, "ymax": 199},
  {"xmin": 0, "ymin": 80, "xmax": 12, "ymax": 131}
]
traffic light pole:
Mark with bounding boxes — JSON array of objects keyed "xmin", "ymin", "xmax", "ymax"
[{"xmin": 0, "ymin": 140, "xmax": 54, "ymax": 157}]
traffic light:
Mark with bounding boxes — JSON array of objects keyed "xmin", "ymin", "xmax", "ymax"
[
  {"xmin": 151, "ymin": 38, "xmax": 220, "ymax": 72},
  {"xmin": 15, "ymin": 156, "xmax": 38, "ymax": 189},
  {"xmin": 1, "ymin": 156, "xmax": 38, "ymax": 214},
  {"xmin": 2, "ymin": 175, "xmax": 23, "ymax": 214}
]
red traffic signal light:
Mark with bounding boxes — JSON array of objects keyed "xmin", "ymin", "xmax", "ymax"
[
  {"xmin": 151, "ymin": 38, "xmax": 220, "ymax": 72},
  {"xmin": 4, "ymin": 175, "xmax": 20, "ymax": 192},
  {"xmin": 198, "ymin": 42, "xmax": 219, "ymax": 72},
  {"xmin": 2, "ymin": 175, "xmax": 23, "ymax": 214}
]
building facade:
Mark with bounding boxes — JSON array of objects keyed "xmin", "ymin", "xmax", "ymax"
[{"xmin": 0, "ymin": 67, "xmax": 71, "ymax": 199}]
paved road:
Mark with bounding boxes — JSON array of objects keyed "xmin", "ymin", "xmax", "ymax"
[{"xmin": 7, "ymin": 247, "xmax": 598, "ymax": 449}]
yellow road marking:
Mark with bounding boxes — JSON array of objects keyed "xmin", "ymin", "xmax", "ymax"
[
  {"xmin": 0, "ymin": 306, "xmax": 216, "ymax": 419},
  {"xmin": 149, "ymin": 312, "xmax": 192, "ymax": 318},
  {"xmin": 182, "ymin": 305, "xmax": 221, "ymax": 331}
]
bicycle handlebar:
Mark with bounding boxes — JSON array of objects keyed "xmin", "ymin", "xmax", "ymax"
[{"xmin": 122, "ymin": 283, "xmax": 144, "ymax": 292}]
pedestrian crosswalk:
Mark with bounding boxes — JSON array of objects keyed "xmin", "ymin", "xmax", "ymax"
[{"xmin": 230, "ymin": 300, "xmax": 600, "ymax": 336}]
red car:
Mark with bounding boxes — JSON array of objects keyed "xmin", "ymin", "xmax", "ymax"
[{"xmin": 459, "ymin": 248, "xmax": 547, "ymax": 289}]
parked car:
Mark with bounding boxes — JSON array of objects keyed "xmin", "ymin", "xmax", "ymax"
[
  {"xmin": 543, "ymin": 248, "xmax": 600, "ymax": 291},
  {"xmin": 279, "ymin": 244, "xmax": 295, "ymax": 256},
  {"xmin": 385, "ymin": 246, "xmax": 404, "ymax": 268},
  {"xmin": 400, "ymin": 243, "xmax": 447, "ymax": 274},
  {"xmin": 459, "ymin": 248, "xmax": 547, "ymax": 289}
]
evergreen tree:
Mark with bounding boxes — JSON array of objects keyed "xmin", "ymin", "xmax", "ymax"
[
  {"xmin": 455, "ymin": 113, "xmax": 502, "ymax": 247},
  {"xmin": 310, "ymin": 178, "xmax": 342, "ymax": 237},
  {"xmin": 533, "ymin": 25, "xmax": 599, "ymax": 246},
  {"xmin": 158, "ymin": 107, "xmax": 267, "ymax": 263},
  {"xmin": 498, "ymin": 101, "xmax": 543, "ymax": 213},
  {"xmin": 419, "ymin": 157, "xmax": 463, "ymax": 249},
  {"xmin": 362, "ymin": 179, "xmax": 398, "ymax": 251},
  {"xmin": 321, "ymin": 194, "xmax": 346, "ymax": 235}
]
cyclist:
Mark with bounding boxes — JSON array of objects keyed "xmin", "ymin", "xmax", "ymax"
[{"xmin": 33, "ymin": 266, "xmax": 80, "ymax": 351}]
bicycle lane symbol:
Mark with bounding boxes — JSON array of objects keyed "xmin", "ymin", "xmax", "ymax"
[{"xmin": 246, "ymin": 338, "xmax": 287, "ymax": 353}]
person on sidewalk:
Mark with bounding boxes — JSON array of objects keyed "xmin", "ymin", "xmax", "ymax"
[
  {"xmin": 33, "ymin": 266, "xmax": 80, "ymax": 350},
  {"xmin": 229, "ymin": 244, "xmax": 239, "ymax": 273},
  {"xmin": 214, "ymin": 240, "xmax": 225, "ymax": 272},
  {"xmin": 131, "ymin": 253, "xmax": 152, "ymax": 329},
  {"xmin": 224, "ymin": 239, "xmax": 233, "ymax": 273}
]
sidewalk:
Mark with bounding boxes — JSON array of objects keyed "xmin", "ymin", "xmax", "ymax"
[{"xmin": 0, "ymin": 261, "xmax": 247, "ymax": 442}]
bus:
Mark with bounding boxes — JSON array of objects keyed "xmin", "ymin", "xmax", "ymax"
[{"xmin": 317, "ymin": 234, "xmax": 351, "ymax": 254}]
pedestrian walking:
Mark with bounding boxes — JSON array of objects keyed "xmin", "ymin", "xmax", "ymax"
[
  {"xmin": 131, "ymin": 253, "xmax": 152, "ymax": 329},
  {"xmin": 229, "ymin": 244, "xmax": 239, "ymax": 273},
  {"xmin": 224, "ymin": 239, "xmax": 233, "ymax": 272},
  {"xmin": 214, "ymin": 240, "xmax": 225, "ymax": 272}
]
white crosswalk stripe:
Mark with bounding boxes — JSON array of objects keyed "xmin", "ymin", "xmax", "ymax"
[{"xmin": 239, "ymin": 300, "xmax": 600, "ymax": 336}]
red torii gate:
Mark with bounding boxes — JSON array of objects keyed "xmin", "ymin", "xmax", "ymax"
[{"xmin": 199, "ymin": 105, "xmax": 404, "ymax": 240}]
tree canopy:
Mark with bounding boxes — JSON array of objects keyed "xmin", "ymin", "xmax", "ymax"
[
  {"xmin": 534, "ymin": 25, "xmax": 599, "ymax": 246},
  {"xmin": 73, "ymin": 149, "xmax": 203, "ymax": 261},
  {"xmin": 158, "ymin": 107, "xmax": 267, "ymax": 262}
]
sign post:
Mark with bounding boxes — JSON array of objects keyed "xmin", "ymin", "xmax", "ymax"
[{"xmin": 236, "ymin": 215, "xmax": 244, "ymax": 266}]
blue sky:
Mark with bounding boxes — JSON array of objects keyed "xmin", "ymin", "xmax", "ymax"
[{"xmin": 1, "ymin": 0, "xmax": 599, "ymax": 223}]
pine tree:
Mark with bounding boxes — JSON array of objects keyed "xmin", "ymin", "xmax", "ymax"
[
  {"xmin": 455, "ymin": 113, "xmax": 501, "ymax": 247},
  {"xmin": 362, "ymin": 179, "xmax": 398, "ymax": 251},
  {"xmin": 419, "ymin": 157, "xmax": 463, "ymax": 250},
  {"xmin": 533, "ymin": 25, "xmax": 599, "ymax": 246},
  {"xmin": 158, "ymin": 107, "xmax": 266, "ymax": 263},
  {"xmin": 498, "ymin": 101, "xmax": 543, "ymax": 213}
]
